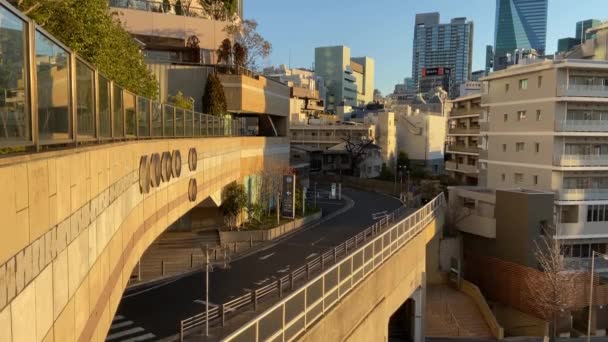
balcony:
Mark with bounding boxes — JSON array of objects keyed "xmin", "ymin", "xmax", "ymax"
[
  {"xmin": 447, "ymin": 144, "xmax": 480, "ymax": 154},
  {"xmin": 448, "ymin": 127, "xmax": 480, "ymax": 135},
  {"xmin": 554, "ymin": 154, "xmax": 608, "ymax": 167},
  {"xmin": 457, "ymin": 214, "xmax": 496, "ymax": 239},
  {"xmin": 558, "ymin": 189, "xmax": 608, "ymax": 201},
  {"xmin": 556, "ymin": 120, "xmax": 608, "ymax": 132},
  {"xmin": 450, "ymin": 106, "xmax": 482, "ymax": 117},
  {"xmin": 291, "ymin": 87, "xmax": 319, "ymax": 100},
  {"xmin": 290, "ymin": 135, "xmax": 343, "ymax": 144},
  {"xmin": 218, "ymin": 71, "xmax": 290, "ymax": 117},
  {"xmin": 445, "ymin": 161, "xmax": 478, "ymax": 174},
  {"xmin": 559, "ymin": 83, "xmax": 608, "ymax": 98}
]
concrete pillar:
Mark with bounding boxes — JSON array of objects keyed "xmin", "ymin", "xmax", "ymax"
[{"xmin": 412, "ymin": 287, "xmax": 424, "ymax": 342}]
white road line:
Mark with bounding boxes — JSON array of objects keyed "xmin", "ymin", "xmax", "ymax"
[
  {"xmin": 259, "ymin": 252, "xmax": 275, "ymax": 260},
  {"xmin": 311, "ymin": 238, "xmax": 324, "ymax": 246},
  {"xmin": 109, "ymin": 320, "xmax": 134, "ymax": 330},
  {"xmin": 306, "ymin": 253, "xmax": 318, "ymax": 260},
  {"xmin": 193, "ymin": 299, "xmax": 218, "ymax": 307},
  {"xmin": 106, "ymin": 327, "xmax": 145, "ymax": 340},
  {"xmin": 112, "ymin": 315, "xmax": 125, "ymax": 321},
  {"xmin": 277, "ymin": 266, "xmax": 290, "ymax": 273},
  {"xmin": 120, "ymin": 333, "xmax": 156, "ymax": 342}
]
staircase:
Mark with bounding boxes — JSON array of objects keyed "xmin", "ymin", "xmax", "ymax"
[{"xmin": 425, "ymin": 285, "xmax": 493, "ymax": 338}]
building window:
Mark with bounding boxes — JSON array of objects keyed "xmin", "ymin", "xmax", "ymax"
[
  {"xmin": 517, "ymin": 111, "xmax": 526, "ymax": 121},
  {"xmin": 587, "ymin": 205, "xmax": 608, "ymax": 222},
  {"xmin": 536, "ymin": 110, "xmax": 541, "ymax": 121},
  {"xmin": 515, "ymin": 173, "xmax": 524, "ymax": 184},
  {"xmin": 503, "ymin": 113, "xmax": 508, "ymax": 122},
  {"xmin": 502, "ymin": 144, "xmax": 507, "ymax": 152},
  {"xmin": 516, "ymin": 142, "xmax": 525, "ymax": 152},
  {"xmin": 535, "ymin": 143, "xmax": 540, "ymax": 153},
  {"xmin": 519, "ymin": 79, "xmax": 528, "ymax": 90},
  {"xmin": 538, "ymin": 76, "xmax": 543, "ymax": 88},
  {"xmin": 505, "ymin": 83, "xmax": 510, "ymax": 92},
  {"xmin": 501, "ymin": 173, "xmax": 506, "ymax": 182},
  {"xmin": 533, "ymin": 175, "xmax": 538, "ymax": 185}
]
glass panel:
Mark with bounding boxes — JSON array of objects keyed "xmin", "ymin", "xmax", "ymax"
[
  {"xmin": 0, "ymin": 7, "xmax": 29, "ymax": 144},
  {"xmin": 175, "ymin": 108, "xmax": 184, "ymax": 136},
  {"xmin": 36, "ymin": 31, "xmax": 70, "ymax": 141},
  {"xmin": 185, "ymin": 110, "xmax": 193, "ymax": 136},
  {"xmin": 193, "ymin": 112, "xmax": 200, "ymax": 136},
  {"xmin": 98, "ymin": 75, "xmax": 111, "ymax": 138},
  {"xmin": 112, "ymin": 84, "xmax": 123, "ymax": 136},
  {"xmin": 163, "ymin": 104, "xmax": 174, "ymax": 136},
  {"xmin": 123, "ymin": 91, "xmax": 136, "ymax": 136},
  {"xmin": 75, "ymin": 59, "xmax": 95, "ymax": 137},
  {"xmin": 201, "ymin": 114, "xmax": 208, "ymax": 136},
  {"xmin": 137, "ymin": 96, "xmax": 150, "ymax": 137},
  {"xmin": 151, "ymin": 101, "xmax": 162, "ymax": 137}
]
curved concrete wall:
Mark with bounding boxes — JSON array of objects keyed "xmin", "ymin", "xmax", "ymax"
[{"xmin": 0, "ymin": 137, "xmax": 288, "ymax": 342}]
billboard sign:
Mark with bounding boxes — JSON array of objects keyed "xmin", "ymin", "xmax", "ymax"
[
  {"xmin": 421, "ymin": 67, "xmax": 452, "ymax": 77},
  {"xmin": 282, "ymin": 175, "xmax": 296, "ymax": 218}
]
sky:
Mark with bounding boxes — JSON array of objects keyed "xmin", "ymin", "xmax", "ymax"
[{"xmin": 245, "ymin": 0, "xmax": 608, "ymax": 95}]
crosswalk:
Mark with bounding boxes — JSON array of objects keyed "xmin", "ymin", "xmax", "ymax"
[{"xmin": 105, "ymin": 315, "xmax": 156, "ymax": 342}]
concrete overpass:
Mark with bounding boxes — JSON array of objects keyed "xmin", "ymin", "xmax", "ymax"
[{"xmin": 0, "ymin": 2, "xmax": 290, "ymax": 341}]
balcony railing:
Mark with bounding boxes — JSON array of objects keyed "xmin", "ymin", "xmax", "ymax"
[
  {"xmin": 291, "ymin": 135, "xmax": 344, "ymax": 143},
  {"xmin": 555, "ymin": 154, "xmax": 608, "ymax": 167},
  {"xmin": 445, "ymin": 161, "xmax": 478, "ymax": 174},
  {"xmin": 556, "ymin": 120, "xmax": 608, "ymax": 132},
  {"xmin": 558, "ymin": 189, "xmax": 608, "ymax": 201},
  {"xmin": 559, "ymin": 83, "xmax": 608, "ymax": 98},
  {"xmin": 446, "ymin": 145, "xmax": 480, "ymax": 154},
  {"xmin": 450, "ymin": 107, "xmax": 481, "ymax": 117},
  {"xmin": 109, "ymin": 0, "xmax": 236, "ymax": 21},
  {"xmin": 449, "ymin": 127, "xmax": 480, "ymax": 135},
  {"xmin": 0, "ymin": 1, "xmax": 248, "ymax": 153}
]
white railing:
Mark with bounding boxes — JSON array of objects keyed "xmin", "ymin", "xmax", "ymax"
[
  {"xmin": 558, "ymin": 189, "xmax": 608, "ymax": 201},
  {"xmin": 205, "ymin": 193, "xmax": 446, "ymax": 342},
  {"xmin": 556, "ymin": 120, "xmax": 608, "ymax": 132},
  {"xmin": 563, "ymin": 83, "xmax": 608, "ymax": 96},
  {"xmin": 555, "ymin": 154, "xmax": 608, "ymax": 166}
]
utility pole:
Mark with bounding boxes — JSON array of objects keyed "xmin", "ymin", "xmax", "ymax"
[
  {"xmin": 302, "ymin": 187, "xmax": 306, "ymax": 217},
  {"xmin": 204, "ymin": 245, "xmax": 210, "ymax": 337},
  {"xmin": 314, "ymin": 181, "xmax": 317, "ymax": 208},
  {"xmin": 276, "ymin": 192, "xmax": 280, "ymax": 226}
]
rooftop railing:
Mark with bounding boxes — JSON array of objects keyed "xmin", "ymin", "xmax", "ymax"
[
  {"xmin": 0, "ymin": 0, "xmax": 246, "ymax": 153},
  {"xmin": 109, "ymin": 0, "xmax": 236, "ymax": 21}
]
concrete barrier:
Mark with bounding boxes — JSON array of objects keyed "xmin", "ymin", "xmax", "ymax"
[{"xmin": 219, "ymin": 210, "xmax": 322, "ymax": 244}]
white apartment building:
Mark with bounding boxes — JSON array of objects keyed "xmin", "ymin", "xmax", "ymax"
[
  {"xmin": 396, "ymin": 110, "xmax": 447, "ymax": 175},
  {"xmin": 480, "ymin": 59, "xmax": 608, "ymax": 256},
  {"xmin": 446, "ymin": 94, "xmax": 481, "ymax": 185}
]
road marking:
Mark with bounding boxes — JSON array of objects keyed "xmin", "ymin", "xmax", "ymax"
[
  {"xmin": 254, "ymin": 278, "xmax": 270, "ymax": 286},
  {"xmin": 259, "ymin": 252, "xmax": 275, "ymax": 260},
  {"xmin": 112, "ymin": 315, "xmax": 125, "ymax": 321},
  {"xmin": 194, "ymin": 300, "xmax": 218, "ymax": 307},
  {"xmin": 311, "ymin": 238, "xmax": 324, "ymax": 246},
  {"xmin": 121, "ymin": 334, "xmax": 156, "ymax": 342},
  {"xmin": 277, "ymin": 266, "xmax": 290, "ymax": 273},
  {"xmin": 106, "ymin": 327, "xmax": 145, "ymax": 340},
  {"xmin": 306, "ymin": 253, "xmax": 318, "ymax": 260},
  {"xmin": 109, "ymin": 320, "xmax": 134, "ymax": 330}
]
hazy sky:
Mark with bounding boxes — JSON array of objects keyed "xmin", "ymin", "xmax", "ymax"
[{"xmin": 245, "ymin": 0, "xmax": 608, "ymax": 95}]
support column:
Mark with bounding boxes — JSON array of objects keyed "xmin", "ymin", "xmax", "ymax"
[{"xmin": 412, "ymin": 286, "xmax": 424, "ymax": 342}]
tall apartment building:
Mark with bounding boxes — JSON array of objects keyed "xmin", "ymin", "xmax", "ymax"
[
  {"xmin": 411, "ymin": 13, "xmax": 473, "ymax": 98},
  {"xmin": 314, "ymin": 46, "xmax": 375, "ymax": 111},
  {"xmin": 493, "ymin": 0, "xmax": 548, "ymax": 71},
  {"xmin": 446, "ymin": 94, "xmax": 482, "ymax": 185},
  {"xmin": 479, "ymin": 59, "xmax": 608, "ymax": 256}
]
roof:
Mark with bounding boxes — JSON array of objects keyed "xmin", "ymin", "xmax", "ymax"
[
  {"xmin": 291, "ymin": 145, "xmax": 322, "ymax": 153},
  {"xmin": 325, "ymin": 141, "xmax": 381, "ymax": 153},
  {"xmin": 449, "ymin": 93, "xmax": 482, "ymax": 103}
]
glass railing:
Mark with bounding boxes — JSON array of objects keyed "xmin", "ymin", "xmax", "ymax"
[
  {"xmin": 108, "ymin": 0, "xmax": 235, "ymax": 21},
  {"xmin": 0, "ymin": 0, "xmax": 246, "ymax": 152}
]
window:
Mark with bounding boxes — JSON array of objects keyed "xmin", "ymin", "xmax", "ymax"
[
  {"xmin": 517, "ymin": 111, "xmax": 526, "ymax": 121},
  {"xmin": 516, "ymin": 142, "xmax": 525, "ymax": 152},
  {"xmin": 501, "ymin": 173, "xmax": 506, "ymax": 182},
  {"xmin": 536, "ymin": 110, "xmax": 541, "ymax": 121},
  {"xmin": 587, "ymin": 205, "xmax": 608, "ymax": 222},
  {"xmin": 515, "ymin": 173, "xmax": 524, "ymax": 184},
  {"xmin": 519, "ymin": 79, "xmax": 528, "ymax": 90},
  {"xmin": 533, "ymin": 175, "xmax": 538, "ymax": 185},
  {"xmin": 537, "ymin": 76, "xmax": 543, "ymax": 88},
  {"xmin": 502, "ymin": 144, "xmax": 507, "ymax": 152},
  {"xmin": 503, "ymin": 113, "xmax": 508, "ymax": 122},
  {"xmin": 535, "ymin": 143, "xmax": 540, "ymax": 153},
  {"xmin": 505, "ymin": 83, "xmax": 510, "ymax": 92}
]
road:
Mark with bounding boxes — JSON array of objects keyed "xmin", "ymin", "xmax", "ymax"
[{"xmin": 108, "ymin": 188, "xmax": 403, "ymax": 341}]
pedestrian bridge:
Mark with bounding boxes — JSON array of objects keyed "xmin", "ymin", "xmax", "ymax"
[{"xmin": 0, "ymin": 2, "xmax": 289, "ymax": 342}]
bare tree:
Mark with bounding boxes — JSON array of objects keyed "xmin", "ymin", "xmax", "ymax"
[
  {"xmin": 224, "ymin": 20, "xmax": 272, "ymax": 71},
  {"xmin": 341, "ymin": 135, "xmax": 375, "ymax": 177},
  {"xmin": 444, "ymin": 198, "xmax": 471, "ymax": 236},
  {"xmin": 526, "ymin": 227, "xmax": 580, "ymax": 341}
]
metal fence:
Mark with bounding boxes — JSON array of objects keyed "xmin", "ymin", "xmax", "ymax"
[
  {"xmin": 0, "ymin": 0, "xmax": 245, "ymax": 152},
  {"xmin": 179, "ymin": 193, "xmax": 446, "ymax": 341}
]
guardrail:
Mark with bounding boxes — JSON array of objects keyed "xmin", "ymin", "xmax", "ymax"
[
  {"xmin": 178, "ymin": 193, "xmax": 445, "ymax": 341},
  {"xmin": 0, "ymin": 0, "xmax": 246, "ymax": 152}
]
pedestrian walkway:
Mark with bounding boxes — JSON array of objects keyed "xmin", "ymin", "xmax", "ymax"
[{"xmin": 105, "ymin": 315, "xmax": 156, "ymax": 342}]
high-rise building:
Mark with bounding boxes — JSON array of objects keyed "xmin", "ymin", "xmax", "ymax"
[
  {"xmin": 485, "ymin": 45, "xmax": 494, "ymax": 73},
  {"xmin": 493, "ymin": 0, "xmax": 548, "ymax": 71},
  {"xmin": 314, "ymin": 46, "xmax": 375, "ymax": 111},
  {"xmin": 411, "ymin": 13, "xmax": 473, "ymax": 98},
  {"xmin": 576, "ymin": 19, "xmax": 602, "ymax": 42}
]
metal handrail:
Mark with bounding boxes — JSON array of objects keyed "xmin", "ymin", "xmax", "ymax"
[
  {"xmin": 179, "ymin": 194, "xmax": 445, "ymax": 340},
  {"xmin": 0, "ymin": 0, "xmax": 248, "ymax": 152}
]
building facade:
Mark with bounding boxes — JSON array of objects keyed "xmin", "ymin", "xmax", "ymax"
[
  {"xmin": 314, "ymin": 46, "xmax": 374, "ymax": 111},
  {"xmin": 479, "ymin": 59, "xmax": 608, "ymax": 256},
  {"xmin": 493, "ymin": 0, "xmax": 548, "ymax": 71},
  {"xmin": 557, "ymin": 19, "xmax": 602, "ymax": 55},
  {"xmin": 446, "ymin": 94, "xmax": 481, "ymax": 185},
  {"xmin": 411, "ymin": 13, "xmax": 473, "ymax": 98},
  {"xmin": 396, "ymin": 110, "xmax": 447, "ymax": 175}
]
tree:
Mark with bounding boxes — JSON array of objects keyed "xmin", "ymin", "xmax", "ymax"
[
  {"xmin": 224, "ymin": 19, "xmax": 271, "ymax": 70},
  {"xmin": 168, "ymin": 91, "xmax": 194, "ymax": 110},
  {"xmin": 397, "ymin": 151, "xmax": 410, "ymax": 170},
  {"xmin": 342, "ymin": 135, "xmax": 375, "ymax": 177},
  {"xmin": 233, "ymin": 42, "xmax": 246, "ymax": 68},
  {"xmin": 174, "ymin": 0, "xmax": 184, "ymax": 15},
  {"xmin": 526, "ymin": 228, "xmax": 579, "ymax": 341},
  {"xmin": 187, "ymin": 35, "xmax": 200, "ymax": 63},
  {"xmin": 220, "ymin": 182, "xmax": 247, "ymax": 230},
  {"xmin": 162, "ymin": 0, "xmax": 171, "ymax": 12},
  {"xmin": 202, "ymin": 73, "xmax": 227, "ymax": 116},
  {"xmin": 217, "ymin": 38, "xmax": 232, "ymax": 65},
  {"xmin": 444, "ymin": 198, "xmax": 471, "ymax": 236},
  {"xmin": 13, "ymin": 0, "xmax": 158, "ymax": 98}
]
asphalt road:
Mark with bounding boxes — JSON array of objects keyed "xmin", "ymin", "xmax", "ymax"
[{"xmin": 109, "ymin": 188, "xmax": 403, "ymax": 341}]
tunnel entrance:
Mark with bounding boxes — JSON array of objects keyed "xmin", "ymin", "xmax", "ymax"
[{"xmin": 389, "ymin": 298, "xmax": 417, "ymax": 342}]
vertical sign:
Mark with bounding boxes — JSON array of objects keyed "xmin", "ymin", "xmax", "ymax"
[
  {"xmin": 282, "ymin": 174, "xmax": 296, "ymax": 218},
  {"xmin": 330, "ymin": 183, "xmax": 337, "ymax": 200}
]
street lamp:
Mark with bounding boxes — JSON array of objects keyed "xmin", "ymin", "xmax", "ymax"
[{"xmin": 587, "ymin": 250, "xmax": 608, "ymax": 341}]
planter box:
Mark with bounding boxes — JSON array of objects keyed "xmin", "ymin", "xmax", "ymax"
[{"xmin": 219, "ymin": 210, "xmax": 322, "ymax": 244}]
